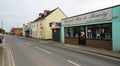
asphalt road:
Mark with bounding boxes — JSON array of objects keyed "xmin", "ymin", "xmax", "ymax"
[{"xmin": 4, "ymin": 35, "xmax": 120, "ymax": 66}]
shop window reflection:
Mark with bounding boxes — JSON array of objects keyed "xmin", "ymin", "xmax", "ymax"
[
  {"xmin": 87, "ymin": 26, "xmax": 93, "ymax": 39},
  {"xmin": 65, "ymin": 27, "xmax": 79, "ymax": 38},
  {"xmin": 94, "ymin": 25, "xmax": 101, "ymax": 39},
  {"xmin": 86, "ymin": 23, "xmax": 112, "ymax": 40},
  {"xmin": 103, "ymin": 24, "xmax": 112, "ymax": 40}
]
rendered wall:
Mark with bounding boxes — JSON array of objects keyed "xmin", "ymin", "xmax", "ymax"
[{"xmin": 112, "ymin": 6, "xmax": 120, "ymax": 51}]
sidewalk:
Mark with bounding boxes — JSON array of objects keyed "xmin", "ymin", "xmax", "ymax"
[
  {"xmin": 26, "ymin": 37, "xmax": 120, "ymax": 59},
  {"xmin": 39, "ymin": 40, "xmax": 120, "ymax": 59}
]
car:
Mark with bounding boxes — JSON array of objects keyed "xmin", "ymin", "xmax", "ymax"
[{"xmin": 0, "ymin": 33, "xmax": 3, "ymax": 43}]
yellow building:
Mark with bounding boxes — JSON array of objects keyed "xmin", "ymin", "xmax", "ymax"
[{"xmin": 31, "ymin": 7, "xmax": 67, "ymax": 39}]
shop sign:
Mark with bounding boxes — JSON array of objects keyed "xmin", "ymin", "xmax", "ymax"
[{"xmin": 64, "ymin": 8, "xmax": 112, "ymax": 26}]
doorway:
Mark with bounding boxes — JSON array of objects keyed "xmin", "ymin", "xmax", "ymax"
[{"xmin": 78, "ymin": 26, "xmax": 86, "ymax": 45}]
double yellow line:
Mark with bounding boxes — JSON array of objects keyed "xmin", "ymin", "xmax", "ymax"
[{"xmin": 8, "ymin": 48, "xmax": 15, "ymax": 66}]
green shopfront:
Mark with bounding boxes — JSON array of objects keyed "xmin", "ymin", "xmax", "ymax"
[{"xmin": 61, "ymin": 5, "xmax": 120, "ymax": 51}]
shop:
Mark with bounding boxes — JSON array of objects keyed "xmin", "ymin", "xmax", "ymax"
[{"xmin": 61, "ymin": 5, "xmax": 120, "ymax": 51}]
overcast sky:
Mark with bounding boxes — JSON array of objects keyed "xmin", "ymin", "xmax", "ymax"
[{"xmin": 0, "ymin": 0, "xmax": 120, "ymax": 32}]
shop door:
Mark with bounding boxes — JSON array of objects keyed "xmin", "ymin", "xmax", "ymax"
[
  {"xmin": 52, "ymin": 29, "xmax": 60, "ymax": 42},
  {"xmin": 78, "ymin": 26, "xmax": 86, "ymax": 45}
]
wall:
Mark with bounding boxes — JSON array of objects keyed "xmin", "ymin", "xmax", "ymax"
[
  {"xmin": 65, "ymin": 38, "xmax": 78, "ymax": 45},
  {"xmin": 86, "ymin": 39, "xmax": 112, "ymax": 50},
  {"xmin": 112, "ymin": 6, "xmax": 120, "ymax": 51},
  {"xmin": 44, "ymin": 8, "xmax": 67, "ymax": 39},
  {"xmin": 14, "ymin": 29, "xmax": 22, "ymax": 36},
  {"xmin": 61, "ymin": 20, "xmax": 65, "ymax": 43}
]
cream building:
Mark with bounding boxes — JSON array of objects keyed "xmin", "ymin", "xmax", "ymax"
[{"xmin": 31, "ymin": 7, "xmax": 67, "ymax": 39}]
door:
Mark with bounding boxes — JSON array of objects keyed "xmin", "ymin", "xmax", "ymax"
[
  {"xmin": 52, "ymin": 28, "xmax": 60, "ymax": 42},
  {"xmin": 78, "ymin": 26, "xmax": 86, "ymax": 45}
]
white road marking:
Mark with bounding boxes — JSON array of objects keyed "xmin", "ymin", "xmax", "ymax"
[
  {"xmin": 35, "ymin": 47, "xmax": 52, "ymax": 54},
  {"xmin": 67, "ymin": 60, "xmax": 81, "ymax": 66},
  {"xmin": 25, "ymin": 42, "xmax": 31, "ymax": 46}
]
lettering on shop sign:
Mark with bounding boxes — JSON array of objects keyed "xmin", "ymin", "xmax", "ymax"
[{"xmin": 64, "ymin": 8, "xmax": 112, "ymax": 26}]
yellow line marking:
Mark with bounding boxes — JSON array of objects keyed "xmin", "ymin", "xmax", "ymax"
[
  {"xmin": 7, "ymin": 48, "xmax": 11, "ymax": 66},
  {"xmin": 9, "ymin": 48, "xmax": 16, "ymax": 66}
]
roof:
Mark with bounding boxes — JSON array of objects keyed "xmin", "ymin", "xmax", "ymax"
[
  {"xmin": 33, "ymin": 8, "xmax": 58, "ymax": 22},
  {"xmin": 63, "ymin": 4, "xmax": 120, "ymax": 20},
  {"xmin": 11, "ymin": 28, "xmax": 22, "ymax": 32}
]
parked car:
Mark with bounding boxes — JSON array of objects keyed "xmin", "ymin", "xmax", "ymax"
[{"xmin": 0, "ymin": 33, "xmax": 3, "ymax": 43}]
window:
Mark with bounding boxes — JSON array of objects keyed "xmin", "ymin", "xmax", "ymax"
[
  {"xmin": 87, "ymin": 26, "xmax": 93, "ymax": 39},
  {"xmin": 73, "ymin": 27, "xmax": 79, "ymax": 38},
  {"xmin": 65, "ymin": 27, "xmax": 79, "ymax": 38},
  {"xmin": 65, "ymin": 28, "xmax": 70, "ymax": 38},
  {"xmin": 86, "ymin": 23, "xmax": 112, "ymax": 40},
  {"xmin": 94, "ymin": 25, "xmax": 102, "ymax": 39},
  {"xmin": 40, "ymin": 31, "xmax": 42, "ymax": 35},
  {"xmin": 40, "ymin": 22, "xmax": 42, "ymax": 25},
  {"xmin": 102, "ymin": 24, "xmax": 112, "ymax": 40}
]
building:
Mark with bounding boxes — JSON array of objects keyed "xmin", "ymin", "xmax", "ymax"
[
  {"xmin": 61, "ymin": 5, "xmax": 120, "ymax": 51},
  {"xmin": 22, "ymin": 24, "xmax": 27, "ymax": 37},
  {"xmin": 11, "ymin": 28, "xmax": 22, "ymax": 36},
  {"xmin": 22, "ymin": 23, "xmax": 32, "ymax": 37},
  {"xmin": 31, "ymin": 7, "xmax": 67, "ymax": 39}
]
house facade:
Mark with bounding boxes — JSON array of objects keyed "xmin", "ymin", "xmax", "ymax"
[
  {"xmin": 22, "ymin": 22, "xmax": 32, "ymax": 37},
  {"xmin": 22, "ymin": 24, "xmax": 27, "ymax": 37},
  {"xmin": 31, "ymin": 7, "xmax": 67, "ymax": 39},
  {"xmin": 61, "ymin": 5, "xmax": 120, "ymax": 51},
  {"xmin": 11, "ymin": 28, "xmax": 22, "ymax": 36}
]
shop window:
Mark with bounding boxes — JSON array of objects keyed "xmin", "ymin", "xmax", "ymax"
[
  {"xmin": 102, "ymin": 24, "xmax": 112, "ymax": 40},
  {"xmin": 65, "ymin": 28, "xmax": 69, "ymax": 38},
  {"xmin": 86, "ymin": 23, "xmax": 112, "ymax": 40},
  {"xmin": 73, "ymin": 27, "xmax": 79, "ymax": 38},
  {"xmin": 65, "ymin": 27, "xmax": 79, "ymax": 38},
  {"xmin": 94, "ymin": 25, "xmax": 102, "ymax": 39},
  {"xmin": 87, "ymin": 26, "xmax": 93, "ymax": 39},
  {"xmin": 69, "ymin": 28, "xmax": 74, "ymax": 38}
]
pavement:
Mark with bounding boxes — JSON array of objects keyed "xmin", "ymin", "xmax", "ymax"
[{"xmin": 27, "ymin": 38, "xmax": 120, "ymax": 60}]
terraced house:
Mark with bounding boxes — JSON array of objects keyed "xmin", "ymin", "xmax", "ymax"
[{"xmin": 30, "ymin": 7, "xmax": 67, "ymax": 39}]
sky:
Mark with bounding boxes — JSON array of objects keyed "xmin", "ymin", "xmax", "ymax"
[{"xmin": 0, "ymin": 0, "xmax": 120, "ymax": 32}]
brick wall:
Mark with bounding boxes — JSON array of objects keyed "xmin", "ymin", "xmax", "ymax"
[
  {"xmin": 86, "ymin": 39, "xmax": 112, "ymax": 50},
  {"xmin": 65, "ymin": 38, "xmax": 78, "ymax": 45}
]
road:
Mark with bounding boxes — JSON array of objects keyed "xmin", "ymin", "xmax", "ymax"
[{"xmin": 3, "ymin": 35, "xmax": 120, "ymax": 66}]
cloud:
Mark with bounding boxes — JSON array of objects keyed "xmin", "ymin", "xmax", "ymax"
[{"xmin": 0, "ymin": 0, "xmax": 120, "ymax": 32}]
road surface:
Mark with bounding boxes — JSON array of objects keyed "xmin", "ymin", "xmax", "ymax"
[{"xmin": 4, "ymin": 35, "xmax": 120, "ymax": 66}]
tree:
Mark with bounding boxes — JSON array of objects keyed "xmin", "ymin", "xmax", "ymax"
[{"xmin": 0, "ymin": 28, "xmax": 5, "ymax": 33}]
